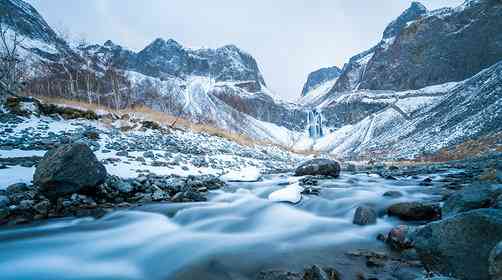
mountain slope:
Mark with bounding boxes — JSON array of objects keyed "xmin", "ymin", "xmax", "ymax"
[
  {"xmin": 296, "ymin": 61, "xmax": 502, "ymax": 159},
  {"xmin": 0, "ymin": 0, "xmax": 304, "ymax": 144},
  {"xmin": 329, "ymin": 0, "xmax": 502, "ymax": 94}
]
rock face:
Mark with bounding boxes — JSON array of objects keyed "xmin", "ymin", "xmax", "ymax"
[
  {"xmin": 294, "ymin": 159, "xmax": 341, "ymax": 178},
  {"xmin": 33, "ymin": 143, "xmax": 107, "ymax": 197},
  {"xmin": 415, "ymin": 209, "xmax": 502, "ymax": 280},
  {"xmin": 353, "ymin": 205, "xmax": 377, "ymax": 225},
  {"xmin": 301, "ymin": 66, "xmax": 341, "ymax": 97},
  {"xmin": 387, "ymin": 202, "xmax": 441, "ymax": 221},
  {"xmin": 330, "ymin": 0, "xmax": 502, "ymax": 93}
]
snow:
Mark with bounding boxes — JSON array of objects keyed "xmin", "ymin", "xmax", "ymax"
[
  {"xmin": 268, "ymin": 184, "xmax": 303, "ymax": 204},
  {"xmin": 0, "ymin": 166, "xmax": 35, "ymax": 189},
  {"xmin": 221, "ymin": 166, "xmax": 261, "ymax": 182},
  {"xmin": 297, "ymin": 78, "xmax": 338, "ymax": 106}
]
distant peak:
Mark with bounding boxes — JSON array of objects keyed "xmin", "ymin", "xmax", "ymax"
[
  {"xmin": 103, "ymin": 40, "xmax": 115, "ymax": 47},
  {"xmin": 409, "ymin": 1, "xmax": 427, "ymax": 12},
  {"xmin": 382, "ymin": 1, "xmax": 428, "ymax": 38}
]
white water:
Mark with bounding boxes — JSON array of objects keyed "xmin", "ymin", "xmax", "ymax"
[{"xmin": 0, "ymin": 172, "xmax": 443, "ymax": 279}]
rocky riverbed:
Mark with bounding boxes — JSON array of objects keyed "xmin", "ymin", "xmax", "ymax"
[{"xmin": 1, "ymin": 98, "xmax": 502, "ymax": 280}]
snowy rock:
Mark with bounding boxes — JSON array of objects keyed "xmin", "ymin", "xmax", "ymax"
[
  {"xmin": 221, "ymin": 166, "xmax": 261, "ymax": 182},
  {"xmin": 268, "ymin": 185, "xmax": 303, "ymax": 204}
]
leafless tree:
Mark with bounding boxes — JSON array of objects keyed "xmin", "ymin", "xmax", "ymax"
[{"xmin": 0, "ymin": 21, "xmax": 26, "ymax": 99}]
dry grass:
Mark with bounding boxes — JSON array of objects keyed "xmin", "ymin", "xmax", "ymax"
[{"xmin": 26, "ymin": 95, "xmax": 279, "ymax": 148}]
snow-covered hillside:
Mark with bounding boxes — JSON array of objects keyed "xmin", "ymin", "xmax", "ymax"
[{"xmin": 295, "ymin": 61, "xmax": 502, "ymax": 159}]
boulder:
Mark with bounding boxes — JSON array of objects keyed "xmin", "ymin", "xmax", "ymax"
[
  {"xmin": 442, "ymin": 184, "xmax": 502, "ymax": 217},
  {"xmin": 33, "ymin": 143, "xmax": 107, "ymax": 198},
  {"xmin": 387, "ymin": 201, "xmax": 441, "ymax": 221},
  {"xmin": 294, "ymin": 159, "xmax": 341, "ymax": 178},
  {"xmin": 386, "ymin": 225, "xmax": 417, "ymax": 250},
  {"xmin": 415, "ymin": 209, "xmax": 502, "ymax": 280},
  {"xmin": 489, "ymin": 241, "xmax": 502, "ymax": 280},
  {"xmin": 353, "ymin": 205, "xmax": 377, "ymax": 225}
]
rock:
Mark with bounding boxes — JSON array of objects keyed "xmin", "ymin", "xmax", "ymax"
[
  {"xmin": 33, "ymin": 143, "xmax": 107, "ymax": 198},
  {"xmin": 268, "ymin": 186, "xmax": 303, "ymax": 204},
  {"xmin": 493, "ymin": 194, "xmax": 502, "ymax": 209},
  {"xmin": 116, "ymin": 150, "xmax": 129, "ymax": 157},
  {"xmin": 107, "ymin": 176, "xmax": 135, "ymax": 194},
  {"xmin": 294, "ymin": 159, "xmax": 341, "ymax": 178},
  {"xmin": 489, "ymin": 241, "xmax": 502, "ymax": 280},
  {"xmin": 256, "ymin": 270, "xmax": 302, "ymax": 280},
  {"xmin": 383, "ymin": 191, "xmax": 403, "ymax": 198},
  {"xmin": 353, "ymin": 205, "xmax": 377, "ymax": 225},
  {"xmin": 303, "ymin": 265, "xmax": 335, "ymax": 280},
  {"xmin": 415, "ymin": 209, "xmax": 502, "ymax": 280},
  {"xmin": 387, "ymin": 201, "xmax": 441, "ymax": 221},
  {"xmin": 33, "ymin": 200, "xmax": 51, "ymax": 215},
  {"xmin": 143, "ymin": 151, "xmax": 155, "ymax": 158},
  {"xmin": 442, "ymin": 184, "xmax": 502, "ymax": 217},
  {"xmin": 6, "ymin": 183, "xmax": 29, "ymax": 194},
  {"xmin": 386, "ymin": 225, "xmax": 416, "ymax": 250}
]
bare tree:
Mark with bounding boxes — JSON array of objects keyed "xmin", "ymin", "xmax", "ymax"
[{"xmin": 0, "ymin": 21, "xmax": 26, "ymax": 99}]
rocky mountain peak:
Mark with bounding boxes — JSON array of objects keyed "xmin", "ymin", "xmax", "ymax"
[
  {"xmin": 301, "ymin": 66, "xmax": 342, "ymax": 97},
  {"xmin": 0, "ymin": 0, "xmax": 61, "ymax": 45},
  {"xmin": 382, "ymin": 1, "xmax": 428, "ymax": 38}
]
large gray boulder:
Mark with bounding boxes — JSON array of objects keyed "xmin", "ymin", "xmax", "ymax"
[
  {"xmin": 294, "ymin": 159, "xmax": 341, "ymax": 178},
  {"xmin": 387, "ymin": 201, "xmax": 441, "ymax": 221},
  {"xmin": 353, "ymin": 205, "xmax": 377, "ymax": 225},
  {"xmin": 415, "ymin": 209, "xmax": 502, "ymax": 280},
  {"xmin": 443, "ymin": 184, "xmax": 502, "ymax": 217},
  {"xmin": 34, "ymin": 143, "xmax": 107, "ymax": 198}
]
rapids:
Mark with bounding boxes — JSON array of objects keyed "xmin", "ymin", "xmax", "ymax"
[{"xmin": 0, "ymin": 171, "xmax": 450, "ymax": 280}]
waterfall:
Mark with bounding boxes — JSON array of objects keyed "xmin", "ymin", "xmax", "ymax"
[{"xmin": 306, "ymin": 109, "xmax": 324, "ymax": 139}]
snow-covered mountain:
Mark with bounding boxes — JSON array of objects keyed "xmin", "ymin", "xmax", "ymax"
[
  {"xmin": 329, "ymin": 0, "xmax": 502, "ymax": 94},
  {"xmin": 298, "ymin": 66, "xmax": 341, "ymax": 106},
  {"xmin": 0, "ymin": 0, "xmax": 307, "ymax": 144}
]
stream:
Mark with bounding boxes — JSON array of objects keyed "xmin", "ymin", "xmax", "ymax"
[{"xmin": 0, "ymin": 171, "xmax": 451, "ymax": 280}]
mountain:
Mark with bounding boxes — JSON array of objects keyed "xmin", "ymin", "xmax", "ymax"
[
  {"xmin": 298, "ymin": 66, "xmax": 342, "ymax": 106},
  {"xmin": 329, "ymin": 0, "xmax": 502, "ymax": 93},
  {"xmin": 295, "ymin": 60, "xmax": 502, "ymax": 159},
  {"xmin": 0, "ymin": 0, "xmax": 305, "ymax": 144},
  {"xmin": 301, "ymin": 66, "xmax": 341, "ymax": 97}
]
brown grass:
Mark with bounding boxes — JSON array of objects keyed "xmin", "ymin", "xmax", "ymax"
[{"xmin": 26, "ymin": 95, "xmax": 290, "ymax": 149}]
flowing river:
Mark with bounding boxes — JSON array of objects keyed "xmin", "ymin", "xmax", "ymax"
[{"xmin": 0, "ymin": 171, "xmax": 450, "ymax": 280}]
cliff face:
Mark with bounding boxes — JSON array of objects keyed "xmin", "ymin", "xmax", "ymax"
[{"xmin": 329, "ymin": 0, "xmax": 502, "ymax": 94}]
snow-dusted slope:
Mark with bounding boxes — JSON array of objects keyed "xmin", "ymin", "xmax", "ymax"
[
  {"xmin": 295, "ymin": 61, "xmax": 502, "ymax": 159},
  {"xmin": 1, "ymin": 0, "xmax": 304, "ymax": 144}
]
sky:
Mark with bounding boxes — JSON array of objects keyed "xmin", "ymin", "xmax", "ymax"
[{"xmin": 27, "ymin": 0, "xmax": 464, "ymax": 101}]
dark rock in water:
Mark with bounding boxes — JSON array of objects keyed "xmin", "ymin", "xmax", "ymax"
[
  {"xmin": 387, "ymin": 201, "xmax": 441, "ymax": 221},
  {"xmin": 490, "ymin": 241, "xmax": 502, "ymax": 280},
  {"xmin": 116, "ymin": 150, "xmax": 129, "ymax": 157},
  {"xmin": 299, "ymin": 176, "xmax": 320, "ymax": 186},
  {"xmin": 256, "ymin": 270, "xmax": 302, "ymax": 280},
  {"xmin": 33, "ymin": 143, "xmax": 107, "ymax": 198},
  {"xmin": 442, "ymin": 184, "xmax": 502, "ymax": 217},
  {"xmin": 294, "ymin": 159, "xmax": 341, "ymax": 178},
  {"xmin": 353, "ymin": 205, "xmax": 377, "ymax": 225},
  {"xmin": 493, "ymin": 194, "xmax": 502, "ymax": 210},
  {"xmin": 415, "ymin": 209, "xmax": 502, "ymax": 280},
  {"xmin": 383, "ymin": 191, "xmax": 403, "ymax": 198},
  {"xmin": 386, "ymin": 225, "xmax": 417, "ymax": 251},
  {"xmin": 303, "ymin": 265, "xmax": 340, "ymax": 280}
]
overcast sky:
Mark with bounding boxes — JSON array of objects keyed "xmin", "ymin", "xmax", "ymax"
[{"xmin": 27, "ymin": 0, "xmax": 464, "ymax": 101}]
